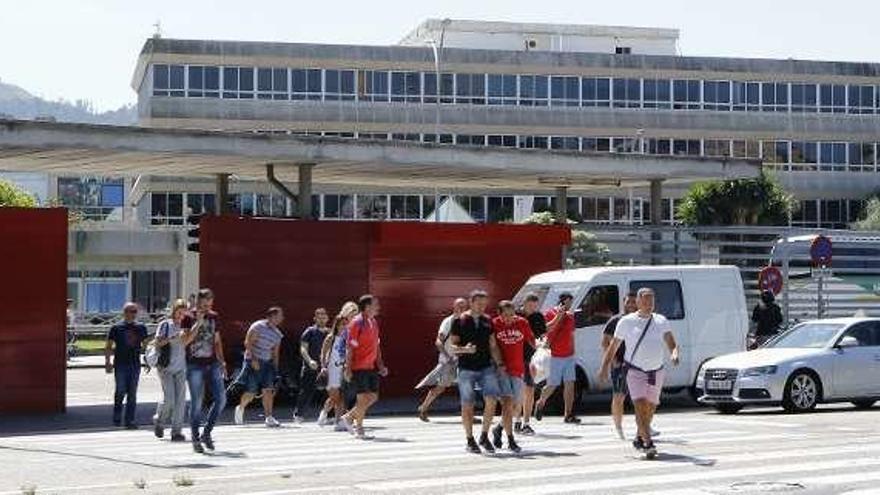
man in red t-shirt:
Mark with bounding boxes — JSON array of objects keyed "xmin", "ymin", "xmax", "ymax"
[
  {"xmin": 535, "ymin": 292, "xmax": 581, "ymax": 424},
  {"xmin": 340, "ymin": 294, "xmax": 388, "ymax": 439},
  {"xmin": 491, "ymin": 300, "xmax": 535, "ymax": 453}
]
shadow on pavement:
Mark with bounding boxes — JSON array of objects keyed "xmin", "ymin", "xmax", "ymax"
[{"xmin": 0, "ymin": 443, "xmax": 219, "ymax": 470}]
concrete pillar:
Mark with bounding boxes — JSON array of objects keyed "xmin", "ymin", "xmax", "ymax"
[
  {"xmin": 554, "ymin": 186, "xmax": 568, "ymax": 225},
  {"xmin": 650, "ymin": 179, "xmax": 663, "ymax": 226},
  {"xmin": 649, "ymin": 179, "xmax": 664, "ymax": 265},
  {"xmin": 215, "ymin": 173, "xmax": 230, "ymax": 215},
  {"xmin": 298, "ymin": 163, "xmax": 314, "ymax": 220}
]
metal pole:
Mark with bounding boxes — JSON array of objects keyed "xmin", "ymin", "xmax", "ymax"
[
  {"xmin": 781, "ymin": 232, "xmax": 790, "ymax": 323},
  {"xmin": 817, "ymin": 269, "xmax": 823, "ymax": 319}
]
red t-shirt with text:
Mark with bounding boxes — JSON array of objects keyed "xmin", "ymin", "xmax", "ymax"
[
  {"xmin": 492, "ymin": 315, "xmax": 535, "ymax": 378},
  {"xmin": 347, "ymin": 314, "xmax": 380, "ymax": 371},
  {"xmin": 544, "ymin": 308, "xmax": 575, "ymax": 358}
]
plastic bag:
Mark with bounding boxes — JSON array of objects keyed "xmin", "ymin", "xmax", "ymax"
[{"xmin": 530, "ymin": 343, "xmax": 551, "ymax": 385}]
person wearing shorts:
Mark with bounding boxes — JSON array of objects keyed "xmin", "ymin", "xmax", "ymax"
[
  {"xmin": 417, "ymin": 297, "xmax": 469, "ymax": 422},
  {"xmin": 490, "ymin": 300, "xmax": 535, "ymax": 453},
  {"xmin": 339, "ymin": 295, "xmax": 388, "ymax": 440},
  {"xmin": 516, "ymin": 293, "xmax": 546, "ymax": 435},
  {"xmin": 233, "ymin": 307, "xmax": 285, "ymax": 428},
  {"xmin": 450, "ymin": 290, "xmax": 503, "ymax": 454},
  {"xmin": 535, "ymin": 292, "xmax": 580, "ymax": 424},
  {"xmin": 318, "ymin": 301, "xmax": 359, "ymax": 429},
  {"xmin": 600, "ymin": 288, "xmax": 680, "ymax": 457},
  {"xmin": 601, "ymin": 292, "xmax": 638, "ymax": 439}
]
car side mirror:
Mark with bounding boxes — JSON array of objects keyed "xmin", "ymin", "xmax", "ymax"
[
  {"xmin": 837, "ymin": 336, "xmax": 859, "ymax": 349},
  {"xmin": 574, "ymin": 309, "xmax": 590, "ymax": 328}
]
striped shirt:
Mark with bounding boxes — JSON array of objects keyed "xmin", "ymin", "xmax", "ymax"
[{"xmin": 245, "ymin": 319, "xmax": 284, "ymax": 361}]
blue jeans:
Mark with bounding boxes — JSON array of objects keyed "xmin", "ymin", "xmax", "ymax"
[
  {"xmin": 457, "ymin": 367, "xmax": 501, "ymax": 405},
  {"xmin": 547, "ymin": 356, "xmax": 576, "ymax": 387},
  {"xmin": 113, "ymin": 363, "xmax": 140, "ymax": 425},
  {"xmin": 187, "ymin": 363, "xmax": 227, "ymax": 440}
]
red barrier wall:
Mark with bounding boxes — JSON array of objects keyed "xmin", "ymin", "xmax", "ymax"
[
  {"xmin": 201, "ymin": 217, "xmax": 568, "ymax": 397},
  {"xmin": 0, "ymin": 208, "xmax": 67, "ymax": 414}
]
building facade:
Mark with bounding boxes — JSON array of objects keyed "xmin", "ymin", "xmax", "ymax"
[{"xmin": 7, "ymin": 19, "xmax": 880, "ymax": 320}]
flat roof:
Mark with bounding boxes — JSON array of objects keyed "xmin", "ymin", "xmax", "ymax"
[
  {"xmin": 398, "ymin": 19, "xmax": 680, "ymax": 44},
  {"xmin": 0, "ymin": 119, "xmax": 760, "ymax": 191},
  {"xmin": 133, "ymin": 37, "xmax": 880, "ymax": 92}
]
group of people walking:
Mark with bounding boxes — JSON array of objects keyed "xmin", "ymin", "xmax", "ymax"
[{"xmin": 103, "ymin": 284, "xmax": 679, "ymax": 457}]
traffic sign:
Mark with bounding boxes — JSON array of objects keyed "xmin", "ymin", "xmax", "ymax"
[
  {"xmin": 810, "ymin": 235, "xmax": 833, "ymax": 267},
  {"xmin": 758, "ymin": 266, "xmax": 784, "ymax": 295}
]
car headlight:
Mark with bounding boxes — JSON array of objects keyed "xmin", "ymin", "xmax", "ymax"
[{"xmin": 742, "ymin": 365, "xmax": 778, "ymax": 377}]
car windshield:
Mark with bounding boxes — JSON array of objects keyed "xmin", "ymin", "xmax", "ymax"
[{"xmin": 769, "ymin": 323, "xmax": 845, "ymax": 349}]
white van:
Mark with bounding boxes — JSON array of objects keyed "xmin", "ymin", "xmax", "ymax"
[{"xmin": 512, "ymin": 265, "xmax": 748, "ymax": 399}]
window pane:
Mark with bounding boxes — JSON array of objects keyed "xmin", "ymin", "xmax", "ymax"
[{"xmin": 628, "ymin": 280, "xmax": 685, "ymax": 320}]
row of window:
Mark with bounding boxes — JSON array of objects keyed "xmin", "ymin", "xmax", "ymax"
[
  {"xmin": 67, "ymin": 270, "xmax": 171, "ymax": 315},
  {"xmin": 152, "ymin": 64, "xmax": 880, "ymax": 114},
  {"xmin": 148, "ymin": 191, "xmax": 863, "ymax": 229},
  {"xmin": 266, "ymin": 130, "xmax": 880, "ymax": 172}
]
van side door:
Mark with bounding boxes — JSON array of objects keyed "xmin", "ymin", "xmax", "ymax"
[{"xmin": 573, "ymin": 280, "xmax": 621, "ymax": 391}]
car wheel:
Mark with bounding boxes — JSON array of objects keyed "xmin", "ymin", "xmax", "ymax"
[
  {"xmin": 782, "ymin": 371, "xmax": 820, "ymax": 413},
  {"xmin": 714, "ymin": 404, "xmax": 743, "ymax": 415},
  {"xmin": 852, "ymin": 399, "xmax": 876, "ymax": 410}
]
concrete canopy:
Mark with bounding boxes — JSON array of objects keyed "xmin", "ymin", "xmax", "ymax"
[{"xmin": 0, "ymin": 119, "xmax": 760, "ymax": 191}]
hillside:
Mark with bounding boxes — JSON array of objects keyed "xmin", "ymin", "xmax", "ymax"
[{"xmin": 0, "ymin": 79, "xmax": 137, "ymax": 125}]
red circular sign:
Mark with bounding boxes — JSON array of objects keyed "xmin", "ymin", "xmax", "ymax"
[
  {"xmin": 810, "ymin": 235, "xmax": 833, "ymax": 267},
  {"xmin": 759, "ymin": 266, "xmax": 784, "ymax": 295}
]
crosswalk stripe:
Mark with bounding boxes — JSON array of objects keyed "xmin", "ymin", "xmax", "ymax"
[
  {"xmin": 450, "ymin": 458, "xmax": 880, "ymax": 495},
  {"xmin": 359, "ymin": 442, "xmax": 880, "ymax": 492}
]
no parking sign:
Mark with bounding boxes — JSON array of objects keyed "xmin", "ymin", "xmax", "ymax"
[
  {"xmin": 810, "ymin": 235, "xmax": 833, "ymax": 267},
  {"xmin": 758, "ymin": 266, "xmax": 783, "ymax": 295}
]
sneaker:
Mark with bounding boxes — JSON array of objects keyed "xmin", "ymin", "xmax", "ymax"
[
  {"xmin": 632, "ymin": 437, "xmax": 646, "ymax": 451},
  {"xmin": 334, "ymin": 420, "xmax": 348, "ymax": 432},
  {"xmin": 645, "ymin": 442, "xmax": 658, "ymax": 459},
  {"xmin": 192, "ymin": 440, "xmax": 204, "ymax": 454},
  {"xmin": 234, "ymin": 405, "xmax": 245, "ymax": 426},
  {"xmin": 170, "ymin": 433, "xmax": 187, "ymax": 443},
  {"xmin": 265, "ymin": 416, "xmax": 281, "ymax": 428},
  {"xmin": 615, "ymin": 425, "xmax": 626, "ymax": 441},
  {"xmin": 153, "ymin": 420, "xmax": 164, "ymax": 439},
  {"xmin": 534, "ymin": 403, "xmax": 544, "ymax": 421},
  {"xmin": 520, "ymin": 424, "xmax": 536, "ymax": 436},
  {"xmin": 201, "ymin": 434, "xmax": 215, "ymax": 451},
  {"xmin": 418, "ymin": 409, "xmax": 430, "ymax": 423},
  {"xmin": 564, "ymin": 416, "xmax": 582, "ymax": 425},
  {"xmin": 491, "ymin": 424, "xmax": 503, "ymax": 449},
  {"xmin": 355, "ymin": 425, "xmax": 368, "ymax": 440},
  {"xmin": 507, "ymin": 436, "xmax": 522, "ymax": 453},
  {"xmin": 478, "ymin": 433, "xmax": 496, "ymax": 454},
  {"xmin": 339, "ymin": 416, "xmax": 355, "ymax": 435},
  {"xmin": 317, "ymin": 409, "xmax": 329, "ymax": 426},
  {"xmin": 124, "ymin": 423, "xmax": 139, "ymax": 430},
  {"xmin": 466, "ymin": 437, "xmax": 481, "ymax": 454},
  {"xmin": 514, "ymin": 421, "xmax": 522, "ymax": 433}
]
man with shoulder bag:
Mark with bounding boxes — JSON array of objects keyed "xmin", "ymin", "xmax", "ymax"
[{"xmin": 599, "ymin": 288, "xmax": 680, "ymax": 459}]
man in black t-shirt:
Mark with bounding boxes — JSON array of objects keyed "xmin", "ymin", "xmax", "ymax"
[
  {"xmin": 450, "ymin": 289, "xmax": 504, "ymax": 454},
  {"xmin": 601, "ymin": 291, "xmax": 637, "ymax": 440},
  {"xmin": 105, "ymin": 302, "xmax": 148, "ymax": 429},
  {"xmin": 516, "ymin": 293, "xmax": 546, "ymax": 435}
]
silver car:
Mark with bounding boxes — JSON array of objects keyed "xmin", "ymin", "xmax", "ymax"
[{"xmin": 697, "ymin": 317, "xmax": 880, "ymax": 414}]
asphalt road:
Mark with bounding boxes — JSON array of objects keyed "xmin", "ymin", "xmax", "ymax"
[{"xmin": 1, "ymin": 369, "xmax": 879, "ymax": 495}]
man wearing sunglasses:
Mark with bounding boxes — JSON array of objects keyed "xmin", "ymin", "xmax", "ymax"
[{"xmin": 105, "ymin": 302, "xmax": 149, "ymax": 429}]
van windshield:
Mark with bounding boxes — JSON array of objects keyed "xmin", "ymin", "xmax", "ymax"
[{"xmin": 513, "ymin": 283, "xmax": 584, "ymax": 312}]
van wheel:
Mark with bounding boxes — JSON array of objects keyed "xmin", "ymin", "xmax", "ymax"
[
  {"xmin": 782, "ymin": 370, "xmax": 821, "ymax": 413},
  {"xmin": 852, "ymin": 400, "xmax": 876, "ymax": 410},
  {"xmin": 714, "ymin": 404, "xmax": 742, "ymax": 415}
]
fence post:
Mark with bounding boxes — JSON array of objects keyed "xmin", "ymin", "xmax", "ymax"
[{"xmin": 781, "ymin": 230, "xmax": 790, "ymax": 324}]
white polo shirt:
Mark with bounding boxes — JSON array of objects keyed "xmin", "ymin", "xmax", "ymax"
[{"xmin": 613, "ymin": 312, "xmax": 673, "ymax": 372}]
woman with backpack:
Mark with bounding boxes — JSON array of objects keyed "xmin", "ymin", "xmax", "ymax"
[
  {"xmin": 152, "ymin": 299, "xmax": 189, "ymax": 442},
  {"xmin": 317, "ymin": 301, "xmax": 359, "ymax": 430}
]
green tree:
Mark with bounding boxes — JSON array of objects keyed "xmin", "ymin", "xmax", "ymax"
[
  {"xmin": 677, "ymin": 172, "xmax": 794, "ymax": 226},
  {"xmin": 853, "ymin": 197, "xmax": 880, "ymax": 231},
  {"xmin": 523, "ymin": 211, "xmax": 610, "ymax": 268},
  {"xmin": 0, "ymin": 179, "xmax": 37, "ymax": 207}
]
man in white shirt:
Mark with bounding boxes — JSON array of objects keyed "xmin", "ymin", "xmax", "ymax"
[
  {"xmin": 417, "ymin": 298, "xmax": 468, "ymax": 422},
  {"xmin": 599, "ymin": 288, "xmax": 680, "ymax": 458}
]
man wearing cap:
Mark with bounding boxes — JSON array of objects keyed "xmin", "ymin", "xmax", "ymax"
[
  {"xmin": 534, "ymin": 292, "xmax": 581, "ymax": 424},
  {"xmin": 105, "ymin": 302, "xmax": 149, "ymax": 428}
]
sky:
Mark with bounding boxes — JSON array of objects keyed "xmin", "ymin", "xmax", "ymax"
[{"xmin": 1, "ymin": 0, "xmax": 878, "ymax": 111}]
